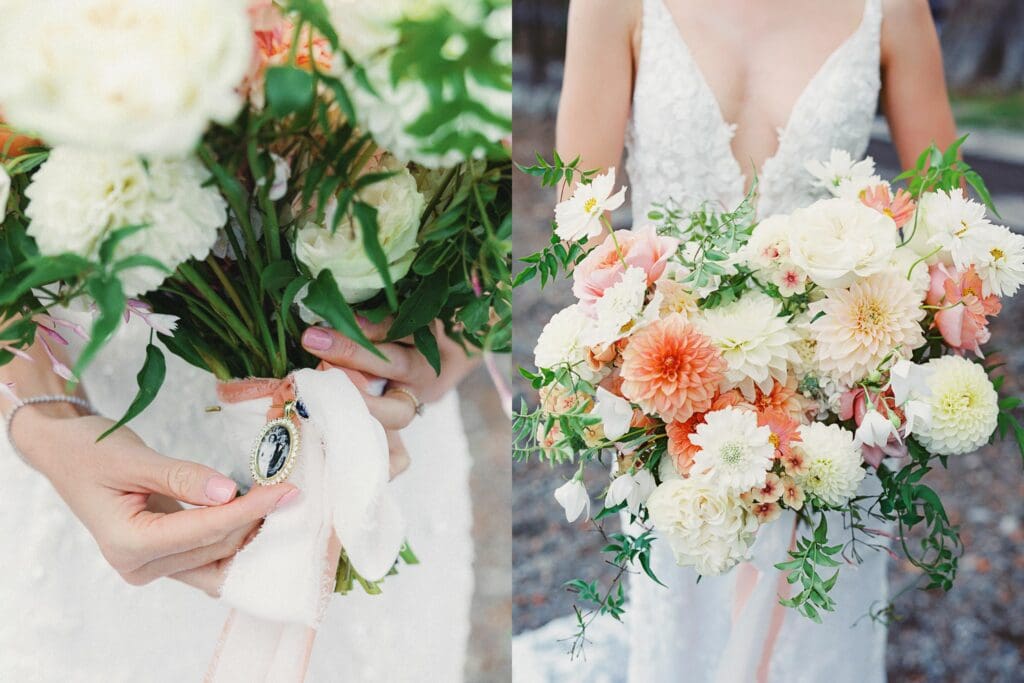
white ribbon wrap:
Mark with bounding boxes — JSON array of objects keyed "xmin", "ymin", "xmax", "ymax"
[{"xmin": 206, "ymin": 368, "xmax": 406, "ymax": 682}]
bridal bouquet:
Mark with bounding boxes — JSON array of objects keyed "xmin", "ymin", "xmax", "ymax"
[
  {"xmin": 0, "ymin": 0, "xmax": 510, "ymax": 596},
  {"xmin": 514, "ymin": 141, "xmax": 1024, "ymax": 646}
]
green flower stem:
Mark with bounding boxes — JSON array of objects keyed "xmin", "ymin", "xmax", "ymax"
[
  {"xmin": 205, "ymin": 256, "xmax": 256, "ymax": 333},
  {"xmin": 420, "ymin": 166, "xmax": 459, "ymax": 227},
  {"xmin": 177, "ymin": 263, "xmax": 269, "ymax": 365},
  {"xmin": 906, "ymin": 246, "xmax": 942, "ymax": 280}
]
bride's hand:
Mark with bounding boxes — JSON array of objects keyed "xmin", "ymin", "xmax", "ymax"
[
  {"xmin": 9, "ymin": 410, "xmax": 297, "ymax": 596},
  {"xmin": 300, "ymin": 319, "xmax": 481, "ymax": 477}
]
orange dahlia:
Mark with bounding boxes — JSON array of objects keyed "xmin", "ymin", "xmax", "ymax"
[
  {"xmin": 620, "ymin": 314, "xmax": 725, "ymax": 423},
  {"xmin": 666, "ymin": 414, "xmax": 703, "ymax": 475}
]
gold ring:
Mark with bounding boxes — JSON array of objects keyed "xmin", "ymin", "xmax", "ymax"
[{"xmin": 387, "ymin": 386, "xmax": 424, "ymax": 417}]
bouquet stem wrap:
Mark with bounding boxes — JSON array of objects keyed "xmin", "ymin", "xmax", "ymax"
[{"xmin": 205, "ymin": 368, "xmax": 405, "ymax": 682}]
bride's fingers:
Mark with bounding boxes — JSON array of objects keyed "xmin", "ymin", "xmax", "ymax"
[
  {"xmin": 388, "ymin": 432, "xmax": 410, "ymax": 480},
  {"xmin": 301, "ymin": 327, "xmax": 413, "ymax": 382},
  {"xmin": 123, "ymin": 520, "xmax": 260, "ymax": 586},
  {"xmin": 170, "ymin": 560, "xmax": 230, "ymax": 598},
  {"xmin": 364, "ymin": 391, "xmax": 418, "ymax": 431}
]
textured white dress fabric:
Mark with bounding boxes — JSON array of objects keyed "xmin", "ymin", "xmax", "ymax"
[
  {"xmin": 0, "ymin": 318, "xmax": 474, "ymax": 682},
  {"xmin": 514, "ymin": 1, "xmax": 891, "ymax": 681}
]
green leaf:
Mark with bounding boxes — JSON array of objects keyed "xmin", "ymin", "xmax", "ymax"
[
  {"xmin": 303, "ymin": 270, "xmax": 384, "ymax": 358},
  {"xmin": 387, "ymin": 271, "xmax": 448, "ymax": 341},
  {"xmin": 353, "ymin": 202, "xmax": 397, "ymax": 310},
  {"xmin": 281, "ymin": 275, "xmax": 311, "ymax": 321},
  {"xmin": 261, "ymin": 260, "xmax": 298, "ymax": 293},
  {"xmin": 98, "ymin": 344, "xmax": 166, "ymax": 440},
  {"xmin": 111, "ymin": 254, "xmax": 171, "ymax": 276},
  {"xmin": 98, "ymin": 225, "xmax": 149, "ymax": 264},
  {"xmin": 413, "ymin": 326, "xmax": 441, "ymax": 375},
  {"xmin": 0, "ymin": 254, "xmax": 93, "ymax": 306},
  {"xmin": 73, "ymin": 275, "xmax": 126, "ymax": 382},
  {"xmin": 265, "ymin": 66, "xmax": 315, "ymax": 118}
]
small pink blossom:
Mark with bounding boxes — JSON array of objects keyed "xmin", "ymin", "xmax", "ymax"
[
  {"xmin": 773, "ymin": 267, "xmax": 806, "ymax": 297},
  {"xmin": 126, "ymin": 300, "xmax": 179, "ymax": 336},
  {"xmin": 861, "ymin": 184, "xmax": 916, "ymax": 228},
  {"xmin": 926, "ymin": 264, "xmax": 1001, "ymax": 356},
  {"xmin": 572, "ymin": 225, "xmax": 678, "ymax": 309}
]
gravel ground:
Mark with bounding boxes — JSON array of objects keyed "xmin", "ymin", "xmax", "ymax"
[{"xmin": 510, "ymin": 103, "xmax": 1024, "ymax": 682}]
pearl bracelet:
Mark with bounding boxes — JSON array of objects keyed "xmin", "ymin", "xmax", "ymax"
[{"xmin": 5, "ymin": 395, "xmax": 95, "ymax": 464}]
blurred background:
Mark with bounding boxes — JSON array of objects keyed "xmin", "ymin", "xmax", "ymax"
[{"xmin": 511, "ymin": 1, "xmax": 1024, "ymax": 681}]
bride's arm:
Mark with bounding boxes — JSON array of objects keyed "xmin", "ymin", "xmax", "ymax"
[
  {"xmin": 556, "ymin": 0, "xmax": 640, "ymax": 182},
  {"xmin": 880, "ymin": 0, "xmax": 958, "ymax": 167}
]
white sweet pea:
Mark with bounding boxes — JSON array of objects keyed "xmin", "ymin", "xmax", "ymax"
[
  {"xmin": 855, "ymin": 407, "xmax": 899, "ymax": 448},
  {"xmin": 605, "ymin": 469, "xmax": 656, "ymax": 515},
  {"xmin": 903, "ymin": 400, "xmax": 932, "ymax": 438},
  {"xmin": 553, "ymin": 167, "xmax": 627, "ymax": 242},
  {"xmin": 594, "ymin": 387, "xmax": 633, "ymax": 441},
  {"xmin": 889, "ymin": 359, "xmax": 932, "ymax": 406},
  {"xmin": 0, "ymin": 165, "xmax": 9, "ymax": 220},
  {"xmin": 554, "ymin": 478, "xmax": 590, "ymax": 523}
]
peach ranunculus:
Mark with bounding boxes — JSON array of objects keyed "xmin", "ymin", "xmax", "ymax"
[
  {"xmin": 572, "ymin": 224, "xmax": 678, "ymax": 309},
  {"xmin": 861, "ymin": 184, "xmax": 916, "ymax": 229},
  {"xmin": 619, "ymin": 314, "xmax": 724, "ymax": 423},
  {"xmin": 926, "ymin": 263, "xmax": 1001, "ymax": 356},
  {"xmin": 243, "ymin": 1, "xmax": 335, "ymax": 107}
]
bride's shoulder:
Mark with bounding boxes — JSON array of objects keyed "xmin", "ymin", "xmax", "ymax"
[
  {"xmin": 881, "ymin": 0, "xmax": 933, "ymax": 26},
  {"xmin": 567, "ymin": 0, "xmax": 642, "ymax": 38},
  {"xmin": 880, "ymin": 0, "xmax": 937, "ymax": 61}
]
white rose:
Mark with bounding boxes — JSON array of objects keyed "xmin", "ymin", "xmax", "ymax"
[
  {"xmin": 787, "ymin": 198, "xmax": 898, "ymax": 289},
  {"xmin": 533, "ymin": 304, "xmax": 598, "ymax": 381},
  {"xmin": 295, "ymin": 159, "xmax": 424, "ymax": 304},
  {"xmin": 24, "ymin": 147, "xmax": 226, "ymax": 296},
  {"xmin": 0, "ymin": 0, "xmax": 252, "ymax": 156}
]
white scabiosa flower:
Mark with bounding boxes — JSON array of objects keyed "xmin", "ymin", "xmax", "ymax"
[
  {"xmin": 554, "ymin": 478, "xmax": 590, "ymax": 523},
  {"xmin": 24, "ymin": 147, "xmax": 225, "ymax": 296},
  {"xmin": 295, "ymin": 157, "xmax": 424, "ymax": 304},
  {"xmin": 696, "ymin": 292, "xmax": 801, "ymax": 400},
  {"xmin": 553, "ymin": 167, "xmax": 627, "ymax": 242},
  {"xmin": 805, "ymin": 150, "xmax": 877, "ymax": 197},
  {"xmin": 0, "ymin": 0, "xmax": 252, "ymax": 155},
  {"xmin": 585, "ymin": 267, "xmax": 660, "ymax": 348},
  {"xmin": 787, "ymin": 198, "xmax": 898, "ymax": 289},
  {"xmin": 914, "ymin": 356, "xmax": 999, "ymax": 456},
  {"xmin": 533, "ymin": 304, "xmax": 597, "ymax": 380},
  {"xmin": 971, "ymin": 223, "xmax": 1024, "ymax": 297},
  {"xmin": 689, "ymin": 407, "xmax": 775, "ymax": 493},
  {"xmin": 794, "ymin": 423, "xmax": 865, "ymax": 507},
  {"xmin": 810, "ymin": 270, "xmax": 927, "ymax": 385},
  {"xmin": 646, "ymin": 476, "xmax": 758, "ymax": 576}
]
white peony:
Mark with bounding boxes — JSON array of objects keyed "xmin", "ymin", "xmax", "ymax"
[
  {"xmin": 295, "ymin": 158, "xmax": 424, "ymax": 304},
  {"xmin": 0, "ymin": 165, "xmax": 9, "ymax": 220},
  {"xmin": 533, "ymin": 304, "xmax": 597, "ymax": 380},
  {"xmin": 805, "ymin": 150, "xmax": 877, "ymax": 197},
  {"xmin": 585, "ymin": 267, "xmax": 660, "ymax": 348},
  {"xmin": 646, "ymin": 476, "xmax": 758, "ymax": 576},
  {"xmin": 914, "ymin": 355, "xmax": 999, "ymax": 456},
  {"xmin": 787, "ymin": 198, "xmax": 898, "ymax": 288},
  {"xmin": 24, "ymin": 147, "xmax": 225, "ymax": 296},
  {"xmin": 970, "ymin": 223, "xmax": 1024, "ymax": 297},
  {"xmin": 0, "ymin": 0, "xmax": 252, "ymax": 156},
  {"xmin": 327, "ymin": 0, "xmax": 511, "ymax": 167},
  {"xmin": 689, "ymin": 407, "xmax": 775, "ymax": 493},
  {"xmin": 553, "ymin": 167, "xmax": 627, "ymax": 243},
  {"xmin": 696, "ymin": 292, "xmax": 801, "ymax": 400},
  {"xmin": 794, "ymin": 423, "xmax": 865, "ymax": 507}
]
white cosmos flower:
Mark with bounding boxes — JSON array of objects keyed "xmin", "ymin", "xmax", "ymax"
[
  {"xmin": 585, "ymin": 267, "xmax": 660, "ymax": 348},
  {"xmin": 554, "ymin": 167, "xmax": 627, "ymax": 242},
  {"xmin": 805, "ymin": 150, "xmax": 877, "ymax": 197},
  {"xmin": 0, "ymin": 0, "xmax": 252, "ymax": 156},
  {"xmin": 554, "ymin": 478, "xmax": 590, "ymax": 523},
  {"xmin": 914, "ymin": 355, "xmax": 999, "ymax": 456},
  {"xmin": 787, "ymin": 198, "xmax": 898, "ymax": 288},
  {"xmin": 689, "ymin": 407, "xmax": 775, "ymax": 493},
  {"xmin": 854, "ymin": 407, "xmax": 899, "ymax": 448},
  {"xmin": 594, "ymin": 387, "xmax": 633, "ymax": 441},
  {"xmin": 646, "ymin": 476, "xmax": 758, "ymax": 576},
  {"xmin": 696, "ymin": 292, "xmax": 801, "ymax": 400},
  {"xmin": 794, "ymin": 423, "xmax": 865, "ymax": 507},
  {"xmin": 917, "ymin": 189, "xmax": 991, "ymax": 265},
  {"xmin": 24, "ymin": 147, "xmax": 225, "ymax": 296},
  {"xmin": 605, "ymin": 468, "xmax": 656, "ymax": 515},
  {"xmin": 0, "ymin": 165, "xmax": 9, "ymax": 220},
  {"xmin": 533, "ymin": 304, "xmax": 597, "ymax": 380},
  {"xmin": 970, "ymin": 223, "xmax": 1024, "ymax": 297}
]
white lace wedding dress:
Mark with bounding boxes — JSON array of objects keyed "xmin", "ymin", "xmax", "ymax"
[
  {"xmin": 0, "ymin": 319, "xmax": 474, "ymax": 682},
  {"xmin": 515, "ymin": 0, "xmax": 891, "ymax": 681}
]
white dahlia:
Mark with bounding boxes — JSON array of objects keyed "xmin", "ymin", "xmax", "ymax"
[
  {"xmin": 809, "ymin": 270, "xmax": 926, "ymax": 385},
  {"xmin": 696, "ymin": 292, "xmax": 801, "ymax": 400},
  {"xmin": 915, "ymin": 356, "xmax": 999, "ymax": 456},
  {"xmin": 0, "ymin": 0, "xmax": 252, "ymax": 156},
  {"xmin": 25, "ymin": 147, "xmax": 226, "ymax": 296},
  {"xmin": 787, "ymin": 198, "xmax": 898, "ymax": 288},
  {"xmin": 794, "ymin": 423, "xmax": 865, "ymax": 507},
  {"xmin": 689, "ymin": 407, "xmax": 775, "ymax": 493},
  {"xmin": 646, "ymin": 476, "xmax": 758, "ymax": 576},
  {"xmin": 533, "ymin": 304, "xmax": 597, "ymax": 380}
]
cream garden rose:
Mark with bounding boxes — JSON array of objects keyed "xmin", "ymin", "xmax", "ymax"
[
  {"xmin": 787, "ymin": 198, "xmax": 898, "ymax": 289},
  {"xmin": 24, "ymin": 147, "xmax": 226, "ymax": 296},
  {"xmin": 0, "ymin": 0, "xmax": 252, "ymax": 156},
  {"xmin": 295, "ymin": 159, "xmax": 425, "ymax": 304}
]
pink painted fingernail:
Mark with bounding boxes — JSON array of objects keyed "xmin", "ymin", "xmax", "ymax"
[
  {"xmin": 274, "ymin": 488, "xmax": 301, "ymax": 510},
  {"xmin": 302, "ymin": 327, "xmax": 333, "ymax": 351},
  {"xmin": 205, "ymin": 476, "xmax": 237, "ymax": 504}
]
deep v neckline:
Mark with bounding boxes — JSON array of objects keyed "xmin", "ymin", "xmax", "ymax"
[{"xmin": 654, "ymin": 0, "xmax": 873, "ymax": 184}]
